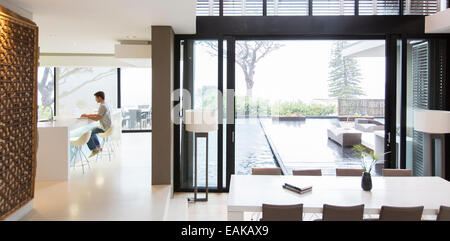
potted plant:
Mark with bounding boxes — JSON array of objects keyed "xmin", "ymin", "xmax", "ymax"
[{"xmin": 352, "ymin": 144, "xmax": 379, "ymax": 191}]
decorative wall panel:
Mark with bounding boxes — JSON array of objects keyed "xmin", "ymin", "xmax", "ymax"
[{"xmin": 0, "ymin": 5, "xmax": 38, "ymax": 220}]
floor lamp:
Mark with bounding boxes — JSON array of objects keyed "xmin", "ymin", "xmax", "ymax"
[
  {"xmin": 185, "ymin": 110, "xmax": 218, "ymax": 202},
  {"xmin": 414, "ymin": 109, "xmax": 450, "ymax": 177}
]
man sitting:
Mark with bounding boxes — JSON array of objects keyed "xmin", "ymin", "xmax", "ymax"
[{"xmin": 81, "ymin": 91, "xmax": 112, "ymax": 158}]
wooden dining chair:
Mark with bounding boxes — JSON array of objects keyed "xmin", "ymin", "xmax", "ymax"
[
  {"xmin": 318, "ymin": 204, "xmax": 365, "ymax": 221},
  {"xmin": 383, "ymin": 169, "xmax": 412, "ymax": 177},
  {"xmin": 378, "ymin": 206, "xmax": 424, "ymax": 221},
  {"xmin": 252, "ymin": 167, "xmax": 282, "ymax": 175},
  {"xmin": 261, "ymin": 204, "xmax": 303, "ymax": 221},
  {"xmin": 437, "ymin": 206, "xmax": 450, "ymax": 221},
  {"xmin": 293, "ymin": 169, "xmax": 322, "ymax": 176},
  {"xmin": 336, "ymin": 168, "xmax": 364, "ymax": 176}
]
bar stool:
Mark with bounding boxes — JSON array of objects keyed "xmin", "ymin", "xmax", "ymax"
[
  {"xmin": 70, "ymin": 130, "xmax": 92, "ymax": 174},
  {"xmin": 97, "ymin": 126, "xmax": 114, "ymax": 162}
]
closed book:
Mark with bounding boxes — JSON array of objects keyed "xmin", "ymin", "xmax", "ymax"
[{"xmin": 283, "ymin": 183, "xmax": 312, "ymax": 194}]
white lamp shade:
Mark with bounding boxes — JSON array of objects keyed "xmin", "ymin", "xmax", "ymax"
[
  {"xmin": 414, "ymin": 109, "xmax": 450, "ymax": 134},
  {"xmin": 185, "ymin": 110, "xmax": 218, "ymax": 133}
]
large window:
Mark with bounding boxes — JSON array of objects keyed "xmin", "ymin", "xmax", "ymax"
[
  {"xmin": 37, "ymin": 67, "xmax": 55, "ymax": 120},
  {"xmin": 234, "ymin": 40, "xmax": 386, "ymax": 176},
  {"xmin": 120, "ymin": 68, "xmax": 152, "ymax": 131},
  {"xmin": 196, "ymin": 0, "xmax": 442, "ymax": 16},
  {"xmin": 56, "ymin": 67, "xmax": 118, "ymax": 117}
]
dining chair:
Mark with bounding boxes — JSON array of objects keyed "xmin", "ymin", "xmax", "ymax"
[
  {"xmin": 318, "ymin": 204, "xmax": 365, "ymax": 221},
  {"xmin": 252, "ymin": 167, "xmax": 282, "ymax": 175},
  {"xmin": 383, "ymin": 169, "xmax": 412, "ymax": 177},
  {"xmin": 293, "ymin": 169, "xmax": 322, "ymax": 176},
  {"xmin": 378, "ymin": 206, "xmax": 424, "ymax": 221},
  {"xmin": 97, "ymin": 126, "xmax": 114, "ymax": 162},
  {"xmin": 70, "ymin": 130, "xmax": 92, "ymax": 174},
  {"xmin": 336, "ymin": 168, "xmax": 364, "ymax": 176},
  {"xmin": 437, "ymin": 206, "xmax": 450, "ymax": 221},
  {"xmin": 261, "ymin": 204, "xmax": 303, "ymax": 221}
]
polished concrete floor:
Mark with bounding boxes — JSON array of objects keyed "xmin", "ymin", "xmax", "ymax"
[{"xmin": 21, "ymin": 133, "xmax": 172, "ymax": 221}]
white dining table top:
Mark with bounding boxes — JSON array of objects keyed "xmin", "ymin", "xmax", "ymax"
[{"xmin": 228, "ymin": 175, "xmax": 450, "ymax": 215}]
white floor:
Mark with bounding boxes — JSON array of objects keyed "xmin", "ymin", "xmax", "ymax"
[
  {"xmin": 21, "ymin": 133, "xmax": 175, "ymax": 221},
  {"xmin": 19, "ymin": 132, "xmax": 251, "ymax": 221}
]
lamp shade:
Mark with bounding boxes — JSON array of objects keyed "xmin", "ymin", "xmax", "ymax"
[
  {"xmin": 185, "ymin": 110, "xmax": 218, "ymax": 133},
  {"xmin": 414, "ymin": 109, "xmax": 450, "ymax": 134}
]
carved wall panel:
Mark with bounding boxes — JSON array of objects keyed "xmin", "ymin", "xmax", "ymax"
[{"xmin": 0, "ymin": 5, "xmax": 38, "ymax": 220}]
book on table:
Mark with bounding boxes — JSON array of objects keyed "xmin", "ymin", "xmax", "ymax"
[{"xmin": 283, "ymin": 183, "xmax": 312, "ymax": 194}]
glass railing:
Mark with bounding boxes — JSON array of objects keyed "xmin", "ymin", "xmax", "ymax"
[{"xmin": 196, "ymin": 0, "xmax": 443, "ymax": 16}]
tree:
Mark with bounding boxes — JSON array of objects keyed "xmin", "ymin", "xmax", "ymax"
[
  {"xmin": 57, "ymin": 67, "xmax": 116, "ymax": 99},
  {"xmin": 328, "ymin": 41, "xmax": 364, "ymax": 99},
  {"xmin": 38, "ymin": 67, "xmax": 55, "ymax": 108},
  {"xmin": 201, "ymin": 41, "xmax": 283, "ymax": 116}
]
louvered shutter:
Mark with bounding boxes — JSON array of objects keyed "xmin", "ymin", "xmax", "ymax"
[{"xmin": 412, "ymin": 41, "xmax": 429, "ymax": 176}]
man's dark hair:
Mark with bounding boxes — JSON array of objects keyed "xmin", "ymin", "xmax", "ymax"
[{"xmin": 94, "ymin": 91, "xmax": 105, "ymax": 100}]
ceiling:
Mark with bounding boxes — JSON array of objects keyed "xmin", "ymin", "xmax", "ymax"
[{"xmin": 9, "ymin": 0, "xmax": 196, "ymax": 54}]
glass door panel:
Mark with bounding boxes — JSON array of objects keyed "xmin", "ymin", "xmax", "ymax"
[
  {"xmin": 178, "ymin": 39, "xmax": 223, "ymax": 190},
  {"xmin": 233, "ymin": 40, "xmax": 386, "ymax": 176}
]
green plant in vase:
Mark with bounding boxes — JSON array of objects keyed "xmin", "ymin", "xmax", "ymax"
[{"xmin": 352, "ymin": 144, "xmax": 379, "ymax": 191}]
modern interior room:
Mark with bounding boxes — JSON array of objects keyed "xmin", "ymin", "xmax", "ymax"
[{"xmin": 1, "ymin": 0, "xmax": 450, "ymax": 222}]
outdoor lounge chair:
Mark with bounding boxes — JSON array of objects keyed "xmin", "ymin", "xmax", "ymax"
[
  {"xmin": 354, "ymin": 118, "xmax": 384, "ymax": 132},
  {"xmin": 327, "ymin": 127, "xmax": 362, "ymax": 147}
]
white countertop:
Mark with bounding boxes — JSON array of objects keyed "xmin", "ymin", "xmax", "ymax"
[
  {"xmin": 38, "ymin": 118, "xmax": 99, "ymax": 138},
  {"xmin": 228, "ymin": 175, "xmax": 450, "ymax": 215},
  {"xmin": 38, "ymin": 118, "xmax": 95, "ymax": 130}
]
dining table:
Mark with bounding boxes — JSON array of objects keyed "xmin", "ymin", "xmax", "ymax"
[{"xmin": 227, "ymin": 174, "xmax": 450, "ymax": 220}]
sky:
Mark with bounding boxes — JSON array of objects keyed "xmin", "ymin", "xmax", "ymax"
[{"xmin": 194, "ymin": 40, "xmax": 386, "ymax": 105}]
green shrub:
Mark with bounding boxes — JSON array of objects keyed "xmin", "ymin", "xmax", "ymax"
[{"xmin": 235, "ymin": 98, "xmax": 336, "ymax": 117}]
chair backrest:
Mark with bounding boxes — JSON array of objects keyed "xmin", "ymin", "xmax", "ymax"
[
  {"xmin": 437, "ymin": 206, "xmax": 450, "ymax": 221},
  {"xmin": 379, "ymin": 206, "xmax": 424, "ymax": 221},
  {"xmin": 293, "ymin": 169, "xmax": 322, "ymax": 176},
  {"xmin": 322, "ymin": 204, "xmax": 365, "ymax": 221},
  {"xmin": 336, "ymin": 168, "xmax": 364, "ymax": 176},
  {"xmin": 261, "ymin": 204, "xmax": 303, "ymax": 221},
  {"xmin": 383, "ymin": 169, "xmax": 412, "ymax": 177},
  {"xmin": 71, "ymin": 130, "xmax": 92, "ymax": 146},
  {"xmin": 252, "ymin": 167, "xmax": 281, "ymax": 175}
]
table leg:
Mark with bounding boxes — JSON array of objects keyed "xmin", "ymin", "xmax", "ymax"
[{"xmin": 228, "ymin": 211, "xmax": 244, "ymax": 221}]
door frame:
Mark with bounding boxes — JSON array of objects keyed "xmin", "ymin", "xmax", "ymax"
[{"xmin": 173, "ymin": 33, "xmax": 450, "ymax": 192}]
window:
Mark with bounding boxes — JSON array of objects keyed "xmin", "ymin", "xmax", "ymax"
[
  {"xmin": 120, "ymin": 68, "xmax": 152, "ymax": 131},
  {"xmin": 56, "ymin": 67, "xmax": 118, "ymax": 117},
  {"xmin": 37, "ymin": 67, "xmax": 55, "ymax": 120},
  {"xmin": 196, "ymin": 0, "xmax": 441, "ymax": 15}
]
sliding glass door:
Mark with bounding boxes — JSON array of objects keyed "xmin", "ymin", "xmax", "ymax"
[
  {"xmin": 174, "ymin": 35, "xmax": 449, "ymax": 192},
  {"xmin": 175, "ymin": 38, "xmax": 227, "ymax": 191},
  {"xmin": 399, "ymin": 38, "xmax": 449, "ymax": 178},
  {"xmin": 233, "ymin": 39, "xmax": 388, "ymax": 176}
]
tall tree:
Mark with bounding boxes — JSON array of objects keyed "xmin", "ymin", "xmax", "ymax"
[
  {"xmin": 328, "ymin": 41, "xmax": 364, "ymax": 99},
  {"xmin": 201, "ymin": 41, "xmax": 282, "ymax": 115}
]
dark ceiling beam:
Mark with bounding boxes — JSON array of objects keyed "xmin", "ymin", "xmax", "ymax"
[{"xmin": 196, "ymin": 16, "xmax": 426, "ymax": 36}]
